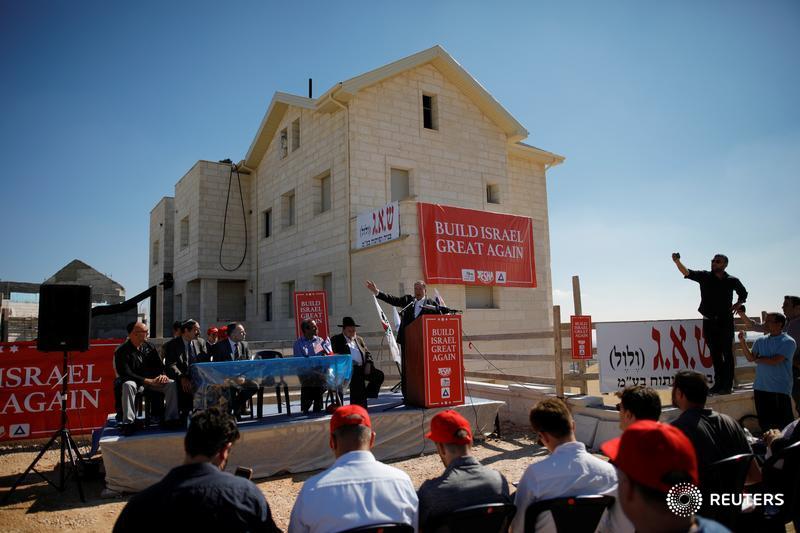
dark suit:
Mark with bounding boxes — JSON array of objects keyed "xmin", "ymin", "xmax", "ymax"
[
  {"xmin": 208, "ymin": 340, "xmax": 256, "ymax": 416},
  {"xmin": 161, "ymin": 336, "xmax": 209, "ymax": 414},
  {"xmin": 331, "ymin": 333, "xmax": 372, "ymax": 408},
  {"xmin": 209, "ymin": 339, "xmax": 252, "ymax": 362},
  {"xmin": 375, "ymin": 292, "xmax": 439, "ymax": 397}
]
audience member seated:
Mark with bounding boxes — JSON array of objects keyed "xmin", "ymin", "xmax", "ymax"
[
  {"xmin": 113, "ymin": 408, "xmax": 280, "ymax": 532},
  {"xmin": 114, "ymin": 321, "xmax": 180, "ymax": 435},
  {"xmin": 510, "ymin": 398, "xmax": 631, "ymax": 533},
  {"xmin": 602, "ymin": 420, "xmax": 730, "ymax": 532},
  {"xmin": 162, "ymin": 319, "xmax": 209, "ymax": 418},
  {"xmin": 417, "ymin": 410, "xmax": 512, "ymax": 531},
  {"xmin": 288, "ymin": 405, "xmax": 417, "ymax": 532},
  {"xmin": 670, "ymin": 370, "xmax": 760, "ymax": 485},
  {"xmin": 207, "ymin": 326, "xmax": 219, "ymax": 345},
  {"xmin": 761, "ymin": 416, "xmax": 800, "ymax": 460},
  {"xmin": 616, "ymin": 385, "xmax": 662, "ymax": 430}
]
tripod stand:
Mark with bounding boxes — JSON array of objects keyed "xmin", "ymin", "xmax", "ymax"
[{"xmin": 4, "ymin": 350, "xmax": 86, "ymax": 503}]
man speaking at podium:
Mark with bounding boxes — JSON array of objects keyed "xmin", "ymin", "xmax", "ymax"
[{"xmin": 366, "ymin": 279, "xmax": 439, "ymax": 397}]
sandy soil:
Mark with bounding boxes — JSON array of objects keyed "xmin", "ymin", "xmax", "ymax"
[{"xmin": 0, "ymin": 422, "xmax": 544, "ymax": 532}]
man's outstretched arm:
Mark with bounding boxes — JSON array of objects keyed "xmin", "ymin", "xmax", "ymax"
[{"xmin": 672, "ymin": 252, "xmax": 689, "ymax": 277}]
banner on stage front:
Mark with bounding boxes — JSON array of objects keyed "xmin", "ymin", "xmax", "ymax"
[
  {"xmin": 294, "ymin": 291, "xmax": 330, "ymax": 340},
  {"xmin": 0, "ymin": 340, "xmax": 119, "ymax": 441},
  {"xmin": 597, "ymin": 320, "xmax": 714, "ymax": 393},
  {"xmin": 357, "ymin": 201, "xmax": 400, "ymax": 249},
  {"xmin": 417, "ymin": 202, "xmax": 536, "ymax": 287}
]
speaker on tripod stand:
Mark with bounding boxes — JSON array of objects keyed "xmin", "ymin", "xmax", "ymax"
[{"xmin": 4, "ymin": 284, "xmax": 91, "ymax": 503}]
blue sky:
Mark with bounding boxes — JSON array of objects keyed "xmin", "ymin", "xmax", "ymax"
[{"xmin": 1, "ymin": 0, "xmax": 798, "ymax": 322}]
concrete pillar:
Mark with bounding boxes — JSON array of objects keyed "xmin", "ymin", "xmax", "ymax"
[{"xmin": 200, "ymin": 278, "xmax": 218, "ymax": 330}]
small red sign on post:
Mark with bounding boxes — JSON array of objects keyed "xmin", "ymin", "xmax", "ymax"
[
  {"xmin": 294, "ymin": 291, "xmax": 330, "ymax": 340},
  {"xmin": 422, "ymin": 315, "xmax": 464, "ymax": 407},
  {"xmin": 571, "ymin": 315, "xmax": 593, "ymax": 360}
]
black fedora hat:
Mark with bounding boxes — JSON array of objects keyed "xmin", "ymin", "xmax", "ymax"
[{"xmin": 338, "ymin": 316, "xmax": 361, "ymax": 328}]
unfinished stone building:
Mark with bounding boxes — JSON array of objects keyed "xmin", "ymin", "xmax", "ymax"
[
  {"xmin": 1, "ymin": 260, "xmax": 127, "ymax": 341},
  {"xmin": 149, "ymin": 46, "xmax": 564, "ymax": 378}
]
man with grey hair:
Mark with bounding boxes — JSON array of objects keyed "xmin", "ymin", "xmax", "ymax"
[
  {"xmin": 289, "ymin": 405, "xmax": 418, "ymax": 532},
  {"xmin": 365, "ymin": 279, "xmax": 438, "ymax": 397}
]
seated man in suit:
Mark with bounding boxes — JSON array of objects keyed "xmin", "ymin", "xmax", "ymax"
[
  {"xmin": 209, "ymin": 322, "xmax": 256, "ymax": 418},
  {"xmin": 330, "ymin": 316, "xmax": 372, "ymax": 408},
  {"xmin": 161, "ymin": 319, "xmax": 208, "ymax": 418},
  {"xmin": 293, "ymin": 319, "xmax": 333, "ymax": 414}
]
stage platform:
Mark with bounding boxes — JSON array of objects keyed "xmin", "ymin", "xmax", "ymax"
[{"xmin": 99, "ymin": 392, "xmax": 504, "ymax": 493}]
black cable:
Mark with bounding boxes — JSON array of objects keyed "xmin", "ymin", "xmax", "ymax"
[{"xmin": 219, "ymin": 164, "xmax": 248, "ymax": 272}]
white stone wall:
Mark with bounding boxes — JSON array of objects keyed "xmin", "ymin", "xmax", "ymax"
[
  {"xmin": 248, "ymin": 104, "xmax": 348, "ymax": 340},
  {"xmin": 161, "ymin": 62, "xmax": 558, "ymax": 364},
  {"xmin": 148, "ymin": 196, "xmax": 174, "ymax": 287}
]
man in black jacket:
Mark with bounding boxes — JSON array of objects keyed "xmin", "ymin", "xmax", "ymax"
[
  {"xmin": 672, "ymin": 252, "xmax": 747, "ymax": 394},
  {"xmin": 114, "ymin": 321, "xmax": 180, "ymax": 434},
  {"xmin": 331, "ymin": 316, "xmax": 373, "ymax": 408},
  {"xmin": 113, "ymin": 408, "xmax": 280, "ymax": 533},
  {"xmin": 161, "ymin": 319, "xmax": 208, "ymax": 416},
  {"xmin": 365, "ymin": 279, "xmax": 439, "ymax": 397}
]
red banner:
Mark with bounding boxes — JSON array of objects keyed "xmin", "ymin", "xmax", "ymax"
[
  {"xmin": 0, "ymin": 340, "xmax": 120, "ymax": 441},
  {"xmin": 418, "ymin": 203, "xmax": 537, "ymax": 287},
  {"xmin": 294, "ymin": 291, "xmax": 330, "ymax": 339},
  {"xmin": 571, "ymin": 315, "xmax": 593, "ymax": 360},
  {"xmin": 422, "ymin": 315, "xmax": 464, "ymax": 407}
]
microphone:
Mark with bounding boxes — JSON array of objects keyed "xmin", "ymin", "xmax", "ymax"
[{"xmin": 421, "ymin": 304, "xmax": 462, "ymax": 314}]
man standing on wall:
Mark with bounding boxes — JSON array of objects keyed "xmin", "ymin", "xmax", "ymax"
[{"xmin": 672, "ymin": 252, "xmax": 747, "ymax": 395}]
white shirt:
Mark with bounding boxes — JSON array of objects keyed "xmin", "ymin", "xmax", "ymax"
[
  {"xmin": 510, "ymin": 441, "xmax": 631, "ymax": 533},
  {"xmin": 346, "ymin": 335, "xmax": 363, "ymax": 365},
  {"xmin": 414, "ymin": 298, "xmax": 425, "ymax": 318},
  {"xmin": 288, "ymin": 450, "xmax": 418, "ymax": 533}
]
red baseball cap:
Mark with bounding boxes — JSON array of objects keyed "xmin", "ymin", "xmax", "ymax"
[
  {"xmin": 425, "ymin": 410, "xmax": 473, "ymax": 445},
  {"xmin": 330, "ymin": 405, "xmax": 371, "ymax": 434},
  {"xmin": 601, "ymin": 420, "xmax": 698, "ymax": 493},
  {"xmin": 207, "ymin": 327, "xmax": 218, "ymax": 335}
]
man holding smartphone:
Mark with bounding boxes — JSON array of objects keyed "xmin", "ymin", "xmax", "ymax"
[{"xmin": 672, "ymin": 252, "xmax": 748, "ymax": 394}]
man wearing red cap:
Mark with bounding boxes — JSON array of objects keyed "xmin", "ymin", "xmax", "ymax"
[
  {"xmin": 602, "ymin": 420, "xmax": 729, "ymax": 532},
  {"xmin": 417, "ymin": 410, "xmax": 511, "ymax": 530},
  {"xmin": 288, "ymin": 405, "xmax": 417, "ymax": 532},
  {"xmin": 510, "ymin": 398, "xmax": 626, "ymax": 533},
  {"xmin": 206, "ymin": 326, "xmax": 219, "ymax": 345}
]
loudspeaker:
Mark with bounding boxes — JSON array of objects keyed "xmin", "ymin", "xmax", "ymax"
[{"xmin": 37, "ymin": 284, "xmax": 91, "ymax": 352}]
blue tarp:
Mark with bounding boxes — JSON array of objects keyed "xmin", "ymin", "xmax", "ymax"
[{"xmin": 190, "ymin": 355, "xmax": 353, "ymax": 410}]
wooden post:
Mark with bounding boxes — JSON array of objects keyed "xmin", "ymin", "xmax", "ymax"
[
  {"xmin": 156, "ymin": 284, "xmax": 164, "ymax": 339},
  {"xmin": 572, "ymin": 276, "xmax": 582, "ymax": 315},
  {"xmin": 572, "ymin": 275, "xmax": 588, "ymax": 394},
  {"xmin": 553, "ymin": 305, "xmax": 564, "ymax": 398}
]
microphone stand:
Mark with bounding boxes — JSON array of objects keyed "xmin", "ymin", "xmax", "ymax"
[{"xmin": 4, "ymin": 349, "xmax": 86, "ymax": 503}]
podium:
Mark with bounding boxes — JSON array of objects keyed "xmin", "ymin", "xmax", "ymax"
[{"xmin": 404, "ymin": 314, "xmax": 465, "ymax": 408}]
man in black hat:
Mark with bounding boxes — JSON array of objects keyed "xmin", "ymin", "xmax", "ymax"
[{"xmin": 331, "ymin": 317, "xmax": 373, "ymax": 408}]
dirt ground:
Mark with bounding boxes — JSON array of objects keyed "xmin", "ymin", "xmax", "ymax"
[{"xmin": 0, "ymin": 422, "xmax": 544, "ymax": 532}]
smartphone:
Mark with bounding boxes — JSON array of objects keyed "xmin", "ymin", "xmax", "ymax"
[{"xmin": 234, "ymin": 466, "xmax": 253, "ymax": 480}]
